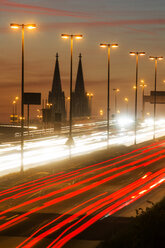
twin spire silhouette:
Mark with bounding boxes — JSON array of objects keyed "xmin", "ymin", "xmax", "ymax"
[
  {"xmin": 53, "ymin": 52, "xmax": 84, "ymax": 95},
  {"xmin": 48, "ymin": 52, "xmax": 90, "ymax": 120}
]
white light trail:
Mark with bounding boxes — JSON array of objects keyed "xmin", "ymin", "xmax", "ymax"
[{"xmin": 0, "ymin": 119, "xmax": 165, "ymax": 177}]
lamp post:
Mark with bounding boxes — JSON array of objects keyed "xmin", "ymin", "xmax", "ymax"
[
  {"xmin": 140, "ymin": 80, "xmax": 147, "ymax": 120},
  {"xmin": 87, "ymin": 93, "xmax": 94, "ymax": 117},
  {"xmin": 10, "ymin": 23, "xmax": 36, "ymax": 172},
  {"xmin": 100, "ymin": 43, "xmax": 118, "ymax": 146},
  {"xmin": 65, "ymin": 97, "xmax": 70, "ymax": 121},
  {"xmin": 13, "ymin": 100, "xmax": 16, "ymax": 116},
  {"xmin": 113, "ymin": 88, "xmax": 119, "ymax": 115},
  {"xmin": 149, "ymin": 56, "xmax": 163, "ymax": 139},
  {"xmin": 15, "ymin": 96, "xmax": 19, "ymax": 116},
  {"xmin": 100, "ymin": 109, "xmax": 103, "ymax": 117},
  {"xmin": 130, "ymin": 51, "xmax": 145, "ymax": 145},
  {"xmin": 61, "ymin": 34, "xmax": 83, "ymax": 146},
  {"xmin": 124, "ymin": 97, "xmax": 129, "ymax": 115},
  {"xmin": 46, "ymin": 103, "xmax": 52, "ymax": 109}
]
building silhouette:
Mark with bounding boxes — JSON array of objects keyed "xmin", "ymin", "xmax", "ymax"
[
  {"xmin": 72, "ymin": 54, "xmax": 90, "ymax": 118},
  {"xmin": 48, "ymin": 53, "xmax": 66, "ymax": 122}
]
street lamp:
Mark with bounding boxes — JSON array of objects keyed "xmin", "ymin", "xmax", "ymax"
[
  {"xmin": 130, "ymin": 51, "xmax": 145, "ymax": 145},
  {"xmin": 15, "ymin": 96, "xmax": 19, "ymax": 117},
  {"xmin": 113, "ymin": 88, "xmax": 119, "ymax": 115},
  {"xmin": 13, "ymin": 100, "xmax": 16, "ymax": 116},
  {"xmin": 149, "ymin": 56, "xmax": 163, "ymax": 139},
  {"xmin": 10, "ymin": 23, "xmax": 36, "ymax": 172},
  {"xmin": 65, "ymin": 96, "xmax": 70, "ymax": 121},
  {"xmin": 61, "ymin": 34, "xmax": 83, "ymax": 146},
  {"xmin": 100, "ymin": 109, "xmax": 103, "ymax": 117},
  {"xmin": 140, "ymin": 80, "xmax": 147, "ymax": 119},
  {"xmin": 86, "ymin": 92, "xmax": 94, "ymax": 117},
  {"xmin": 124, "ymin": 97, "xmax": 129, "ymax": 115},
  {"xmin": 46, "ymin": 103, "xmax": 52, "ymax": 109},
  {"xmin": 100, "ymin": 43, "xmax": 118, "ymax": 146}
]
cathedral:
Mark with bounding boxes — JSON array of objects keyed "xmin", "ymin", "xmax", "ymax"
[
  {"xmin": 48, "ymin": 53, "xmax": 66, "ymax": 122},
  {"xmin": 72, "ymin": 54, "xmax": 90, "ymax": 118},
  {"xmin": 43, "ymin": 53, "xmax": 90, "ymax": 124}
]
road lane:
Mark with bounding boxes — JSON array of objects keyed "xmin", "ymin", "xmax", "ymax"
[{"xmin": 0, "ymin": 140, "xmax": 164, "ymax": 248}]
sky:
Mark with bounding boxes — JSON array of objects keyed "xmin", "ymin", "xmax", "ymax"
[{"xmin": 0, "ymin": 0, "xmax": 165, "ymax": 122}]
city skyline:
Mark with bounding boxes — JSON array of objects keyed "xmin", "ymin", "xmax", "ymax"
[{"xmin": 0, "ymin": 0, "xmax": 165, "ymax": 122}]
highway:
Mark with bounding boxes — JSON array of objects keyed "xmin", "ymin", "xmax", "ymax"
[
  {"xmin": 0, "ymin": 118, "xmax": 165, "ymax": 176},
  {"xmin": 0, "ymin": 140, "xmax": 164, "ymax": 248}
]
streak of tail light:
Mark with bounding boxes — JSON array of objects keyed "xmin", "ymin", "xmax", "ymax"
[
  {"xmin": 0, "ymin": 153, "xmax": 165, "ymax": 233},
  {"xmin": 0, "ymin": 142, "xmax": 164, "ymax": 204},
  {"xmin": 16, "ymin": 169, "xmax": 164, "ymax": 248},
  {"xmin": 49, "ymin": 174, "xmax": 165, "ymax": 248}
]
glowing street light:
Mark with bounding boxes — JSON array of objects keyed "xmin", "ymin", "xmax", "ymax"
[
  {"xmin": 10, "ymin": 23, "xmax": 36, "ymax": 172},
  {"xmin": 61, "ymin": 33, "xmax": 83, "ymax": 146},
  {"xmin": 100, "ymin": 109, "xmax": 103, "ymax": 116},
  {"xmin": 87, "ymin": 93, "xmax": 94, "ymax": 117},
  {"xmin": 113, "ymin": 88, "xmax": 120, "ymax": 115},
  {"xmin": 10, "ymin": 23, "xmax": 36, "ymax": 30},
  {"xmin": 12, "ymin": 100, "xmax": 16, "ymax": 116},
  {"xmin": 140, "ymin": 80, "xmax": 147, "ymax": 119},
  {"xmin": 124, "ymin": 97, "xmax": 129, "ymax": 115},
  {"xmin": 130, "ymin": 51, "xmax": 145, "ymax": 145},
  {"xmin": 65, "ymin": 97, "xmax": 70, "ymax": 121},
  {"xmin": 14, "ymin": 96, "xmax": 19, "ymax": 117},
  {"xmin": 46, "ymin": 103, "xmax": 52, "ymax": 109},
  {"xmin": 149, "ymin": 56, "xmax": 163, "ymax": 139},
  {"xmin": 100, "ymin": 43, "xmax": 118, "ymax": 146}
]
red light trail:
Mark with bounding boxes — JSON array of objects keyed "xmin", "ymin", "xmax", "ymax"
[
  {"xmin": 0, "ymin": 141, "xmax": 164, "ymax": 204},
  {"xmin": 19, "ymin": 169, "xmax": 165, "ymax": 248},
  {"xmin": 0, "ymin": 140, "xmax": 163, "ymax": 198},
  {"xmin": 49, "ymin": 174, "xmax": 165, "ymax": 248},
  {"xmin": 0, "ymin": 141, "xmax": 164, "ymax": 248}
]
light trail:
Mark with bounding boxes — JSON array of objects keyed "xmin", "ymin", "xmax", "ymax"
[
  {"xmin": 49, "ymin": 174, "xmax": 165, "ymax": 248},
  {"xmin": 16, "ymin": 192, "xmax": 108, "ymax": 248},
  {"xmin": 0, "ymin": 171, "xmax": 64, "ymax": 196},
  {"xmin": 0, "ymin": 120, "xmax": 165, "ymax": 177},
  {"xmin": 18, "ymin": 169, "xmax": 165, "ymax": 248},
  {"xmin": 0, "ymin": 137, "xmax": 164, "ymax": 247},
  {"xmin": 0, "ymin": 141, "xmax": 164, "ymax": 203},
  {"xmin": 0, "ymin": 140, "xmax": 164, "ymax": 248},
  {"xmin": 1, "ymin": 143, "xmax": 165, "ymax": 204},
  {"xmin": 0, "ymin": 152, "xmax": 164, "ymax": 232}
]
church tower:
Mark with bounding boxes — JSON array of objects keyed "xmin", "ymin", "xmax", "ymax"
[
  {"xmin": 72, "ymin": 54, "xmax": 90, "ymax": 118},
  {"xmin": 48, "ymin": 53, "xmax": 66, "ymax": 121}
]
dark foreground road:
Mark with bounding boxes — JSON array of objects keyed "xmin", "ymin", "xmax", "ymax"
[{"xmin": 0, "ymin": 139, "xmax": 164, "ymax": 248}]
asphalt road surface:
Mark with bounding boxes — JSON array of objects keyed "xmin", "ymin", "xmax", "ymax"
[{"xmin": 0, "ymin": 139, "xmax": 164, "ymax": 248}]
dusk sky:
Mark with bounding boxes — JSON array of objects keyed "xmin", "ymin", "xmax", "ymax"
[{"xmin": 0, "ymin": 0, "xmax": 165, "ymax": 122}]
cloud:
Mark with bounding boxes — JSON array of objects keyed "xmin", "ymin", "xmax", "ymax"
[
  {"xmin": 38, "ymin": 18, "xmax": 165, "ymax": 30},
  {"xmin": 0, "ymin": 0, "xmax": 88, "ymax": 18}
]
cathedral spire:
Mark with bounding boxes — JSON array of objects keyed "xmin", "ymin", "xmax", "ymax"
[
  {"xmin": 51, "ymin": 52, "xmax": 62, "ymax": 94},
  {"xmin": 75, "ymin": 53, "xmax": 85, "ymax": 94},
  {"xmin": 48, "ymin": 53, "xmax": 66, "ymax": 121}
]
